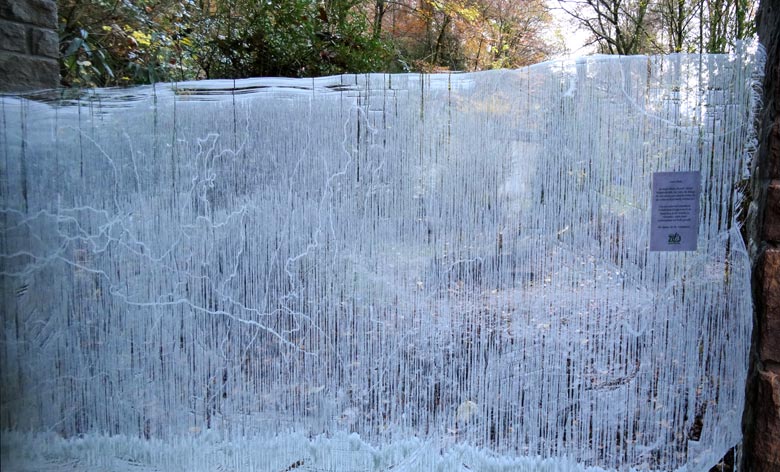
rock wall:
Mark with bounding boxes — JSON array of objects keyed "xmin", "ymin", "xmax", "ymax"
[
  {"xmin": 0, "ymin": 0, "xmax": 58, "ymax": 92},
  {"xmin": 744, "ymin": 0, "xmax": 780, "ymax": 470}
]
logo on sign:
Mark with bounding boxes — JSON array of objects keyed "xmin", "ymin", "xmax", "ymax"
[{"xmin": 668, "ymin": 232, "xmax": 682, "ymax": 244}]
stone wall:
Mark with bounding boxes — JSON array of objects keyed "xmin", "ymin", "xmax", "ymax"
[
  {"xmin": 0, "ymin": 0, "xmax": 58, "ymax": 92},
  {"xmin": 743, "ymin": 0, "xmax": 780, "ymax": 470}
]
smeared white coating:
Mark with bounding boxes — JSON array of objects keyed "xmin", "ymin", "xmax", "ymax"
[{"xmin": 0, "ymin": 48, "xmax": 760, "ymax": 471}]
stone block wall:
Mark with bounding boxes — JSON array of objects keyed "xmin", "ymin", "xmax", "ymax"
[
  {"xmin": 744, "ymin": 0, "xmax": 780, "ymax": 470},
  {"xmin": 0, "ymin": 0, "xmax": 59, "ymax": 92}
]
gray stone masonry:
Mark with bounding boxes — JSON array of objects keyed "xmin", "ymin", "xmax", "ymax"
[{"xmin": 0, "ymin": 0, "xmax": 59, "ymax": 92}]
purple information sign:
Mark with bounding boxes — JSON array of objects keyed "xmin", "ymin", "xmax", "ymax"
[{"xmin": 650, "ymin": 171, "xmax": 700, "ymax": 252}]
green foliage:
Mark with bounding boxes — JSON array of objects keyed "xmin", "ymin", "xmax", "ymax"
[
  {"xmin": 188, "ymin": 0, "xmax": 389, "ymax": 79},
  {"xmin": 58, "ymin": 0, "xmax": 197, "ymax": 87},
  {"xmin": 57, "ymin": 0, "xmax": 563, "ymax": 86},
  {"xmin": 58, "ymin": 0, "xmax": 392, "ymax": 86},
  {"xmin": 56, "ymin": 0, "xmax": 758, "ymax": 87}
]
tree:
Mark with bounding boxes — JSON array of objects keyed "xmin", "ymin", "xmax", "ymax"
[
  {"xmin": 558, "ymin": 0, "xmax": 757, "ymax": 56},
  {"xmin": 701, "ymin": 0, "xmax": 756, "ymax": 53},
  {"xmin": 558, "ymin": 0, "xmax": 657, "ymax": 55},
  {"xmin": 58, "ymin": 0, "xmax": 196, "ymax": 86},
  {"xmin": 372, "ymin": 0, "xmax": 559, "ymax": 72},
  {"xmin": 182, "ymin": 0, "xmax": 390, "ymax": 79},
  {"xmin": 468, "ymin": 0, "xmax": 555, "ymax": 69},
  {"xmin": 57, "ymin": 0, "xmax": 561, "ymax": 87},
  {"xmin": 58, "ymin": 0, "xmax": 390, "ymax": 84},
  {"xmin": 370, "ymin": 0, "xmax": 469, "ymax": 71},
  {"xmin": 654, "ymin": 0, "xmax": 701, "ymax": 52}
]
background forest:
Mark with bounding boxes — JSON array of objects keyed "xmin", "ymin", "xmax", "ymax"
[{"xmin": 58, "ymin": 0, "xmax": 756, "ymax": 87}]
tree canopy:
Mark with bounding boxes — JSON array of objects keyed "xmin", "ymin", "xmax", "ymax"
[
  {"xmin": 57, "ymin": 0, "xmax": 757, "ymax": 87},
  {"xmin": 57, "ymin": 0, "xmax": 561, "ymax": 87},
  {"xmin": 557, "ymin": 0, "xmax": 757, "ymax": 55}
]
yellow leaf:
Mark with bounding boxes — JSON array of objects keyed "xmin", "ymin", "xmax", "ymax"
[
  {"xmin": 456, "ymin": 6, "xmax": 480, "ymax": 23},
  {"xmin": 131, "ymin": 30, "xmax": 152, "ymax": 47}
]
